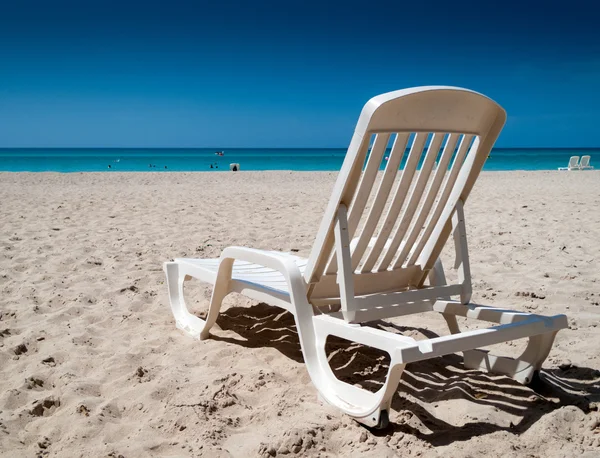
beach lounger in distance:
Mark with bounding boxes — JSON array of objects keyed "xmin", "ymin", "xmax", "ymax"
[
  {"xmin": 164, "ymin": 87, "xmax": 568, "ymax": 428},
  {"xmin": 558, "ymin": 156, "xmax": 580, "ymax": 170},
  {"xmin": 579, "ymin": 155, "xmax": 594, "ymax": 170}
]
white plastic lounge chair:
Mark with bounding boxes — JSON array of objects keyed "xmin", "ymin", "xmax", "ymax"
[
  {"xmin": 558, "ymin": 156, "xmax": 580, "ymax": 170},
  {"xmin": 579, "ymin": 155, "xmax": 594, "ymax": 170},
  {"xmin": 164, "ymin": 86, "xmax": 568, "ymax": 428}
]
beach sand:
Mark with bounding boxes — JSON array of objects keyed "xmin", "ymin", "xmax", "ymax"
[{"xmin": 1, "ymin": 171, "xmax": 599, "ymax": 457}]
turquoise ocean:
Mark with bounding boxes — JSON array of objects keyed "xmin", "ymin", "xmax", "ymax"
[{"xmin": 0, "ymin": 148, "xmax": 597, "ymax": 172}]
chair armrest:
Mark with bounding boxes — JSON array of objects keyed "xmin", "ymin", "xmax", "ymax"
[{"xmin": 220, "ymin": 246, "xmax": 306, "ymax": 286}]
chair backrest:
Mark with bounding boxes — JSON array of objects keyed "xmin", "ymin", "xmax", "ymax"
[
  {"xmin": 569, "ymin": 156, "xmax": 581, "ymax": 168},
  {"xmin": 304, "ymin": 87, "xmax": 506, "ymax": 299},
  {"xmin": 580, "ymin": 155, "xmax": 590, "ymax": 167}
]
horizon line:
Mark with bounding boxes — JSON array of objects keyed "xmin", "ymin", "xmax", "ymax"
[{"xmin": 1, "ymin": 146, "xmax": 600, "ymax": 150}]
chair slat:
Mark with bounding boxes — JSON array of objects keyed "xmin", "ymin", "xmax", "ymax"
[
  {"xmin": 417, "ymin": 136, "xmax": 483, "ymax": 271},
  {"xmin": 407, "ymin": 135, "xmax": 473, "ymax": 266},
  {"xmin": 360, "ymin": 133, "xmax": 427, "ymax": 273},
  {"xmin": 350, "ymin": 133, "xmax": 410, "ymax": 270},
  {"xmin": 304, "ymin": 87, "xmax": 507, "ymax": 292},
  {"xmin": 408, "ymin": 135, "xmax": 473, "ymax": 265},
  {"xmin": 393, "ymin": 133, "xmax": 460, "ymax": 268},
  {"xmin": 326, "ymin": 133, "xmax": 390, "ymax": 274},
  {"xmin": 305, "ymin": 133, "xmax": 371, "ymax": 283},
  {"xmin": 347, "ymin": 133, "xmax": 391, "ymax": 236},
  {"xmin": 376, "ymin": 133, "xmax": 444, "ymax": 271}
]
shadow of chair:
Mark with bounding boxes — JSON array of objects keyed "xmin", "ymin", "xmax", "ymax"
[{"xmin": 205, "ymin": 302, "xmax": 599, "ymax": 444}]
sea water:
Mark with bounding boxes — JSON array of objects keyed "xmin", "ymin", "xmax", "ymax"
[{"xmin": 0, "ymin": 148, "xmax": 597, "ymax": 172}]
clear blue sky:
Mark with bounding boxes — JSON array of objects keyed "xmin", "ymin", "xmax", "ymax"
[{"xmin": 1, "ymin": 0, "xmax": 598, "ymax": 148}]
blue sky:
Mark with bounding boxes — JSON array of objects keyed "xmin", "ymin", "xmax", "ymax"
[{"xmin": 1, "ymin": 0, "xmax": 598, "ymax": 148}]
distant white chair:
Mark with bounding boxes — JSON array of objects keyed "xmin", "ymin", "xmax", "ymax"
[
  {"xmin": 579, "ymin": 155, "xmax": 594, "ymax": 170},
  {"xmin": 558, "ymin": 156, "xmax": 580, "ymax": 170},
  {"xmin": 164, "ymin": 87, "xmax": 568, "ymax": 428}
]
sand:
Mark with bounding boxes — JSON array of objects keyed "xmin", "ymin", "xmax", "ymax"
[{"xmin": 0, "ymin": 170, "xmax": 599, "ymax": 457}]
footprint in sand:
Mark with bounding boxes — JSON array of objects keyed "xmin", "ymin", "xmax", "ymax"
[
  {"xmin": 29, "ymin": 396, "xmax": 60, "ymax": 417},
  {"xmin": 13, "ymin": 343, "xmax": 28, "ymax": 355},
  {"xmin": 24, "ymin": 376, "xmax": 45, "ymax": 390},
  {"xmin": 41, "ymin": 356, "xmax": 56, "ymax": 367}
]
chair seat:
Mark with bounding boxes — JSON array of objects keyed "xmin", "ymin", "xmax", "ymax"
[{"xmin": 176, "ymin": 251, "xmax": 308, "ymax": 296}]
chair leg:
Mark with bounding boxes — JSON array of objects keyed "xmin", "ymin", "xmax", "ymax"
[
  {"xmin": 428, "ymin": 258, "xmax": 461, "ymax": 333},
  {"xmin": 462, "ymin": 332, "xmax": 558, "ymax": 384},
  {"xmin": 312, "ymin": 330, "xmax": 405, "ymax": 428},
  {"xmin": 199, "ymin": 259, "xmax": 234, "ymax": 340},
  {"xmin": 427, "ymin": 258, "xmax": 557, "ymax": 385},
  {"xmin": 295, "ymin": 300, "xmax": 406, "ymax": 428},
  {"xmin": 164, "ymin": 262, "xmax": 206, "ymax": 339},
  {"xmin": 164, "ymin": 259, "xmax": 234, "ymax": 340}
]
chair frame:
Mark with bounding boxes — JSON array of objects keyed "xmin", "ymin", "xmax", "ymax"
[
  {"xmin": 558, "ymin": 156, "xmax": 580, "ymax": 170},
  {"xmin": 579, "ymin": 155, "xmax": 594, "ymax": 170},
  {"xmin": 164, "ymin": 87, "xmax": 568, "ymax": 428}
]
